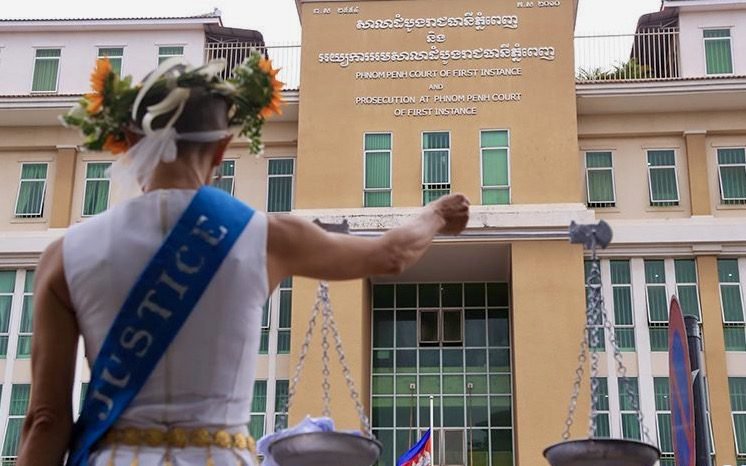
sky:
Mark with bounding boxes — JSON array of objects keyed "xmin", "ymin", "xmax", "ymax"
[{"xmin": 2, "ymin": 0, "xmax": 664, "ymax": 44}]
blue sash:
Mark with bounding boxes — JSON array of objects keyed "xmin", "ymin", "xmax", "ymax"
[{"xmin": 67, "ymin": 186, "xmax": 254, "ymax": 465}]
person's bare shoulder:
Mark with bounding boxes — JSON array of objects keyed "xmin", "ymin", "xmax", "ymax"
[{"xmin": 36, "ymin": 238, "xmax": 73, "ymax": 312}]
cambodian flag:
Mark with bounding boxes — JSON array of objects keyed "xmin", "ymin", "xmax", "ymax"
[{"xmin": 397, "ymin": 429, "xmax": 432, "ymax": 466}]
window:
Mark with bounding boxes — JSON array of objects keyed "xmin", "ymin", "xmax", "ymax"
[
  {"xmin": 83, "ymin": 162, "xmax": 111, "ymax": 216},
  {"xmin": 158, "ymin": 46, "xmax": 184, "ymax": 65},
  {"xmin": 592, "ymin": 378, "xmax": 610, "ymax": 437},
  {"xmin": 277, "ymin": 278, "xmax": 292, "ymax": 354},
  {"xmin": 79, "ymin": 383, "xmax": 89, "ymax": 415},
  {"xmin": 259, "ymin": 301, "xmax": 270, "ymax": 354},
  {"xmin": 618, "ymin": 377, "xmax": 641, "ymax": 440},
  {"xmin": 16, "ymin": 271, "xmax": 34, "ymax": 359},
  {"xmin": 584, "ymin": 261, "xmax": 605, "ymax": 351},
  {"xmin": 675, "ymin": 259, "xmax": 701, "ymax": 320},
  {"xmin": 364, "ymin": 133, "xmax": 392, "ymax": 207},
  {"xmin": 647, "ymin": 150, "xmax": 679, "ymax": 206},
  {"xmin": 721, "ymin": 259, "xmax": 746, "ymax": 351},
  {"xmin": 249, "ymin": 380, "xmax": 267, "ymax": 440},
  {"xmin": 212, "ymin": 160, "xmax": 235, "ymax": 195},
  {"xmin": 422, "ymin": 132, "xmax": 450, "ymax": 205},
  {"xmin": 418, "ymin": 310, "xmax": 463, "ymax": 345},
  {"xmin": 654, "ymin": 378, "xmax": 674, "ymax": 461},
  {"xmin": 31, "ymin": 48, "xmax": 60, "ymax": 93},
  {"xmin": 718, "ymin": 148, "xmax": 746, "ymax": 205},
  {"xmin": 2, "ymin": 384, "xmax": 30, "ymax": 461},
  {"xmin": 480, "ymin": 130, "xmax": 510, "ymax": 205},
  {"xmin": 704, "ymin": 29, "xmax": 733, "ymax": 75},
  {"xmin": 274, "ymin": 380, "xmax": 289, "ymax": 431},
  {"xmin": 645, "ymin": 260, "xmax": 669, "ymax": 351},
  {"xmin": 267, "ymin": 159, "xmax": 294, "ymax": 213},
  {"xmin": 0, "ymin": 272, "xmax": 14, "ymax": 358},
  {"xmin": 98, "ymin": 47, "xmax": 123, "ymax": 77},
  {"xmin": 15, "ymin": 163, "xmax": 48, "ymax": 218},
  {"xmin": 372, "ymin": 283, "xmax": 511, "ymax": 466},
  {"xmin": 730, "ymin": 378, "xmax": 746, "ymax": 456},
  {"xmin": 611, "ymin": 261, "xmax": 635, "ymax": 351},
  {"xmin": 585, "ymin": 151, "xmax": 615, "ymax": 208}
]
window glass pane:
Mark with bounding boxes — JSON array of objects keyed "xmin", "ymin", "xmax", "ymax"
[
  {"xmin": 249, "ymin": 415, "xmax": 264, "ymax": 439},
  {"xmin": 372, "ymin": 397, "xmax": 394, "ymax": 427},
  {"xmin": 490, "ymin": 396, "xmax": 512, "ymax": 427},
  {"xmin": 365, "ymin": 192, "xmax": 391, "ymax": 207},
  {"xmin": 645, "ymin": 260, "xmax": 666, "ymax": 283},
  {"xmin": 650, "ymin": 167, "xmax": 678, "ymax": 203},
  {"xmin": 464, "ymin": 283, "xmax": 485, "ymax": 307},
  {"xmin": 442, "ymin": 349, "xmax": 463, "ymax": 373},
  {"xmin": 396, "ymin": 285, "xmax": 416, "ymax": 308},
  {"xmin": 734, "ymin": 413, "xmax": 746, "ymax": 454},
  {"xmin": 16, "ymin": 164, "xmax": 47, "ymax": 217},
  {"xmin": 279, "ymin": 289, "xmax": 292, "ymax": 328},
  {"xmin": 269, "ymin": 159, "xmax": 294, "ymax": 175},
  {"xmin": 442, "ymin": 284, "xmax": 462, "ymax": 307},
  {"xmin": 251, "ymin": 380, "xmax": 267, "ymax": 411},
  {"xmin": 396, "ymin": 350, "xmax": 416, "ymax": 373},
  {"xmin": 267, "ymin": 177, "xmax": 293, "ymax": 212},
  {"xmin": 442, "ymin": 310, "xmax": 462, "ymax": 342},
  {"xmin": 423, "ymin": 150, "xmax": 449, "ymax": 184},
  {"xmin": 654, "ymin": 377, "xmax": 670, "ymax": 410},
  {"xmin": 622, "ymin": 413, "xmax": 641, "ymax": 440},
  {"xmin": 9, "ymin": 385, "xmax": 30, "ymax": 416},
  {"xmin": 420, "ymin": 311, "xmax": 438, "ymax": 343},
  {"xmin": 490, "ymin": 429, "xmax": 513, "ymax": 465},
  {"xmin": 2, "ymin": 418, "xmax": 23, "ymax": 457},
  {"xmin": 465, "ymin": 349, "xmax": 487, "ymax": 373},
  {"xmin": 721, "ymin": 167, "xmax": 746, "ymax": 201},
  {"xmin": 610, "ymin": 261, "xmax": 630, "ymax": 284},
  {"xmin": 704, "ymin": 34, "xmax": 733, "ymax": 74},
  {"xmin": 729, "ymin": 378, "xmax": 746, "ymax": 411},
  {"xmin": 0, "ymin": 271, "xmax": 15, "ymax": 293},
  {"xmin": 613, "ymin": 288, "xmax": 633, "ymax": 325},
  {"xmin": 618, "ymin": 377, "xmax": 639, "ymax": 411},
  {"xmin": 704, "ymin": 29, "xmax": 730, "ymax": 38},
  {"xmin": 275, "ymin": 380, "xmax": 289, "ymax": 411},
  {"xmin": 443, "ymin": 397, "xmax": 465, "ymax": 426},
  {"xmin": 595, "ymin": 413, "xmax": 611, "ymax": 438},
  {"xmin": 724, "ymin": 327, "xmax": 746, "ymax": 351},
  {"xmin": 84, "ymin": 163, "xmax": 111, "ymax": 216},
  {"xmin": 490, "ymin": 374, "xmax": 511, "ymax": 394},
  {"xmin": 365, "ymin": 152, "xmax": 390, "ymax": 189},
  {"xmin": 719, "ymin": 259, "xmax": 741, "ymax": 283},
  {"xmin": 658, "ymin": 413, "xmax": 673, "ymax": 453},
  {"xmin": 98, "ymin": 48, "xmax": 123, "ymax": 76},
  {"xmin": 587, "ymin": 170, "xmax": 614, "ymax": 203},
  {"xmin": 586, "ymin": 152, "xmax": 612, "ymax": 168},
  {"xmin": 374, "ymin": 285, "xmax": 395, "ymax": 308},
  {"xmin": 675, "ymin": 259, "xmax": 697, "ymax": 283},
  {"xmin": 365, "ymin": 133, "xmax": 391, "ymax": 151},
  {"xmin": 719, "ymin": 148, "xmax": 746, "ymax": 165},
  {"xmin": 419, "ymin": 349, "xmax": 439, "ymax": 373},
  {"xmin": 482, "ymin": 188, "xmax": 510, "ymax": 205},
  {"xmin": 488, "ymin": 349, "xmax": 510, "ymax": 372},
  {"xmin": 277, "ymin": 330, "xmax": 291, "ymax": 353},
  {"xmin": 722, "ymin": 286, "xmax": 744, "ymax": 322},
  {"xmin": 648, "ymin": 150, "xmax": 675, "ymax": 166},
  {"xmin": 648, "ymin": 287, "xmax": 668, "ymax": 322},
  {"xmin": 373, "ymin": 310, "xmax": 394, "ymax": 348},
  {"xmin": 465, "ymin": 310, "xmax": 486, "ymax": 347},
  {"xmin": 258, "ymin": 329, "xmax": 269, "ymax": 353},
  {"xmin": 444, "ymin": 430, "xmax": 464, "ymax": 463},
  {"xmin": 488, "ymin": 310, "xmax": 509, "ymax": 347},
  {"xmin": 482, "ymin": 149, "xmax": 509, "ymax": 186},
  {"xmin": 650, "ymin": 328, "xmax": 668, "ymax": 351},
  {"xmin": 32, "ymin": 50, "xmax": 60, "ymax": 92},
  {"xmin": 481, "ymin": 131, "xmax": 508, "ymax": 148},
  {"xmin": 373, "ymin": 350, "xmax": 394, "ymax": 373},
  {"xmin": 396, "ymin": 311, "xmax": 416, "ymax": 347},
  {"xmin": 373, "ymin": 376, "xmax": 394, "ymax": 395},
  {"xmin": 592, "ymin": 378, "xmax": 609, "ymax": 410},
  {"xmin": 423, "ymin": 132, "xmax": 449, "ymax": 150}
]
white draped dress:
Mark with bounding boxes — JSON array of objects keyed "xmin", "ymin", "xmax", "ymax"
[{"xmin": 63, "ymin": 189, "xmax": 269, "ymax": 465}]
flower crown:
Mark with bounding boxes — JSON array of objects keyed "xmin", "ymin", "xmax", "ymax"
[{"xmin": 62, "ymin": 51, "xmax": 283, "ymax": 155}]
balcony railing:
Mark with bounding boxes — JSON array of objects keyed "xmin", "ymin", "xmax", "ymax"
[
  {"xmin": 204, "ymin": 42, "xmax": 301, "ymax": 90},
  {"xmin": 575, "ymin": 28, "xmax": 681, "ymax": 82}
]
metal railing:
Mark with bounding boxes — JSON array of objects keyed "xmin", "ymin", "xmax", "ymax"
[
  {"xmin": 575, "ymin": 28, "xmax": 681, "ymax": 82},
  {"xmin": 204, "ymin": 42, "xmax": 301, "ymax": 90}
]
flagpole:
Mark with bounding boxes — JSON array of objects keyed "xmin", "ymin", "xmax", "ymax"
[{"xmin": 429, "ymin": 395, "xmax": 434, "ymax": 465}]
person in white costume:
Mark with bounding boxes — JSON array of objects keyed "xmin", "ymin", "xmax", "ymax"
[{"xmin": 17, "ymin": 57, "xmax": 469, "ymax": 466}]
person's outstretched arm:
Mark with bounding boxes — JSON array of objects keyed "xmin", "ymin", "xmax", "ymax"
[
  {"xmin": 17, "ymin": 239, "xmax": 78, "ymax": 466},
  {"xmin": 267, "ymin": 193, "xmax": 470, "ymax": 289}
]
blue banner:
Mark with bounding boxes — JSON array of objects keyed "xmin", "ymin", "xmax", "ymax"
[{"xmin": 68, "ymin": 186, "xmax": 254, "ymax": 465}]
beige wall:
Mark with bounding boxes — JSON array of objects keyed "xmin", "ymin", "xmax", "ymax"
[
  {"xmin": 296, "ymin": 0, "xmax": 581, "ymax": 208},
  {"xmin": 511, "ymin": 241, "xmax": 588, "ymax": 465}
]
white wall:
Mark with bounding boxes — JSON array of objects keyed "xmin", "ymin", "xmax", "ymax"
[
  {"xmin": 679, "ymin": 8, "xmax": 746, "ymax": 77},
  {"xmin": 0, "ymin": 27, "xmax": 206, "ymax": 95}
]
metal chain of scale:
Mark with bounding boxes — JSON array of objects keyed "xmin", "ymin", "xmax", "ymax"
[
  {"xmin": 284, "ymin": 281, "xmax": 373, "ymax": 437},
  {"xmin": 561, "ymin": 239, "xmax": 652, "ymax": 444}
]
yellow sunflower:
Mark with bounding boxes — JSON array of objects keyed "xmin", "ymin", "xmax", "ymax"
[
  {"xmin": 258, "ymin": 57, "xmax": 284, "ymax": 118},
  {"xmin": 85, "ymin": 58, "xmax": 112, "ymax": 114}
]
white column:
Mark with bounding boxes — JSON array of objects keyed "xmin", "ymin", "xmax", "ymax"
[{"xmin": 631, "ymin": 258, "xmax": 657, "ymax": 442}]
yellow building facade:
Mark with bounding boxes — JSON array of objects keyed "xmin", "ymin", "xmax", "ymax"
[{"xmin": 0, "ymin": 1, "xmax": 746, "ymax": 465}]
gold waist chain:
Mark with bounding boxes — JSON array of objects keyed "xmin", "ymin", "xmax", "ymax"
[{"xmin": 101, "ymin": 427, "xmax": 257, "ymax": 466}]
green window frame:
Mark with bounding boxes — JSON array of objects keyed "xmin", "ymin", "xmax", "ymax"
[
  {"xmin": 618, "ymin": 377, "xmax": 641, "ymax": 440},
  {"xmin": 16, "ymin": 271, "xmax": 34, "ymax": 359},
  {"xmin": 718, "ymin": 148, "xmax": 746, "ymax": 205},
  {"xmin": 277, "ymin": 278, "xmax": 292, "ymax": 354},
  {"xmin": 267, "ymin": 159, "xmax": 294, "ymax": 213},
  {"xmin": 158, "ymin": 46, "xmax": 184, "ymax": 65},
  {"xmin": 422, "ymin": 132, "xmax": 450, "ymax": 205},
  {"xmin": 592, "ymin": 377, "xmax": 611, "ymax": 438},
  {"xmin": 730, "ymin": 377, "xmax": 746, "ymax": 456},
  {"xmin": 212, "ymin": 160, "xmax": 235, "ymax": 195},
  {"xmin": 249, "ymin": 380, "xmax": 267, "ymax": 440},
  {"xmin": 259, "ymin": 300, "xmax": 270, "ymax": 354},
  {"xmin": 82, "ymin": 162, "xmax": 111, "ymax": 216},
  {"xmin": 720, "ymin": 259, "xmax": 746, "ymax": 351},
  {"xmin": 704, "ymin": 29, "xmax": 733, "ymax": 75},
  {"xmin": 480, "ymin": 130, "xmax": 510, "ymax": 205},
  {"xmin": 0, "ymin": 272, "xmax": 15, "ymax": 358},
  {"xmin": 364, "ymin": 133, "xmax": 392, "ymax": 207},
  {"xmin": 31, "ymin": 48, "xmax": 60, "ymax": 93},
  {"xmin": 97, "ymin": 47, "xmax": 124, "ymax": 77},
  {"xmin": 3, "ymin": 384, "xmax": 30, "ymax": 459},
  {"xmin": 645, "ymin": 260, "xmax": 668, "ymax": 352},
  {"xmin": 647, "ymin": 150, "xmax": 679, "ymax": 206},
  {"xmin": 611, "ymin": 260, "xmax": 635, "ymax": 351},
  {"xmin": 585, "ymin": 151, "xmax": 615, "ymax": 208},
  {"xmin": 15, "ymin": 163, "xmax": 48, "ymax": 218}
]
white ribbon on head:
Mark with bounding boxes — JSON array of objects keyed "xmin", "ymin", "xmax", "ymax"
[{"xmin": 109, "ymin": 57, "xmax": 230, "ymax": 193}]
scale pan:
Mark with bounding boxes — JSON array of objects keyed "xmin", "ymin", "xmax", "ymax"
[
  {"xmin": 269, "ymin": 431, "xmax": 382, "ymax": 466},
  {"xmin": 544, "ymin": 438, "xmax": 660, "ymax": 466}
]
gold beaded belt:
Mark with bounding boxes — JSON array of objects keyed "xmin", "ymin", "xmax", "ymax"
[{"xmin": 101, "ymin": 427, "xmax": 256, "ymax": 453}]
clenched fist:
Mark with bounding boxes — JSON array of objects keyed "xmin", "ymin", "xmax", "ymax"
[{"xmin": 430, "ymin": 193, "xmax": 470, "ymax": 235}]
